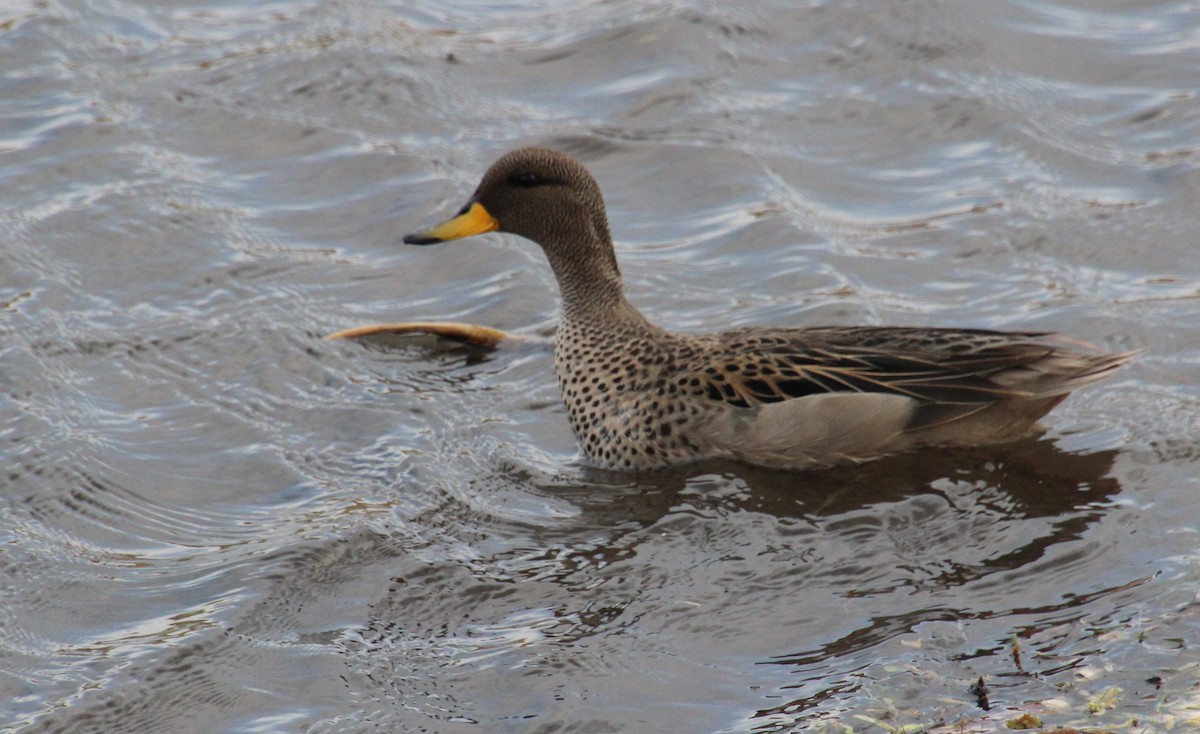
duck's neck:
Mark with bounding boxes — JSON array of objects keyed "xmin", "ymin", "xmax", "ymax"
[
  {"xmin": 545, "ymin": 245, "xmax": 628, "ymax": 323},
  {"xmin": 535, "ymin": 201, "xmax": 627, "ymax": 318}
]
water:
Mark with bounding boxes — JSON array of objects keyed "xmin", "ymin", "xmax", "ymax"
[{"xmin": 2, "ymin": 0, "xmax": 1198, "ymax": 731}]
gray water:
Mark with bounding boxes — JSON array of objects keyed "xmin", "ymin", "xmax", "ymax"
[{"xmin": 2, "ymin": 1, "xmax": 1198, "ymax": 732}]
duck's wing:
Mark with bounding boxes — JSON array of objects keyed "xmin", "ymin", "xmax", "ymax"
[
  {"xmin": 684, "ymin": 327, "xmax": 1072, "ymax": 410},
  {"xmin": 677, "ymin": 327, "xmax": 1135, "ymax": 465}
]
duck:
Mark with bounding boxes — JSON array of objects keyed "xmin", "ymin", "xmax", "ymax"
[{"xmin": 402, "ymin": 147, "xmax": 1135, "ymax": 470}]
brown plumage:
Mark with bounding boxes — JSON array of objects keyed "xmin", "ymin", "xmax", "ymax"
[{"xmin": 404, "ymin": 147, "xmax": 1135, "ymax": 470}]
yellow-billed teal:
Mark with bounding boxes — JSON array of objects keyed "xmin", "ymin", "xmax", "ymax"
[{"xmin": 404, "ymin": 147, "xmax": 1135, "ymax": 470}]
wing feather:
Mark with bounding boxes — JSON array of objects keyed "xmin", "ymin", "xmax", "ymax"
[{"xmin": 681, "ymin": 326, "xmax": 1130, "ymax": 414}]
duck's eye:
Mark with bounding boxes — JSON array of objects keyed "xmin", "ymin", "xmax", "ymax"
[{"xmin": 511, "ymin": 171, "xmax": 540, "ymax": 188}]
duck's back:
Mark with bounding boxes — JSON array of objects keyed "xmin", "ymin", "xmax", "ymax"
[{"xmin": 555, "ymin": 320, "xmax": 1134, "ymax": 470}]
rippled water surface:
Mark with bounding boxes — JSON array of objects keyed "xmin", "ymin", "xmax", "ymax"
[{"xmin": 3, "ymin": 1, "xmax": 1199, "ymax": 731}]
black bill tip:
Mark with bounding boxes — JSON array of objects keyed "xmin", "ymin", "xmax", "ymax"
[{"xmin": 402, "ymin": 232, "xmax": 442, "ymax": 245}]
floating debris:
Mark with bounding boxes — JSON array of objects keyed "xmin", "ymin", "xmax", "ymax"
[
  {"xmin": 1088, "ymin": 686, "xmax": 1122, "ymax": 715},
  {"xmin": 970, "ymin": 677, "xmax": 990, "ymax": 711},
  {"xmin": 1005, "ymin": 712, "xmax": 1042, "ymax": 729},
  {"xmin": 1011, "ymin": 633, "xmax": 1025, "ymax": 674}
]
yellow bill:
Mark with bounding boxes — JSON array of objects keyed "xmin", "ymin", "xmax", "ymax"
[{"xmin": 403, "ymin": 201, "xmax": 498, "ymax": 245}]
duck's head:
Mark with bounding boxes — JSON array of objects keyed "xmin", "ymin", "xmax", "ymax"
[{"xmin": 403, "ymin": 147, "xmax": 614, "ymax": 263}]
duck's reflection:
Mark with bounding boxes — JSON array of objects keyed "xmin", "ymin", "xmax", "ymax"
[
  {"xmin": 521, "ymin": 437, "xmax": 1121, "ymax": 629},
  {"xmin": 544, "ymin": 436, "xmax": 1118, "ymax": 543}
]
